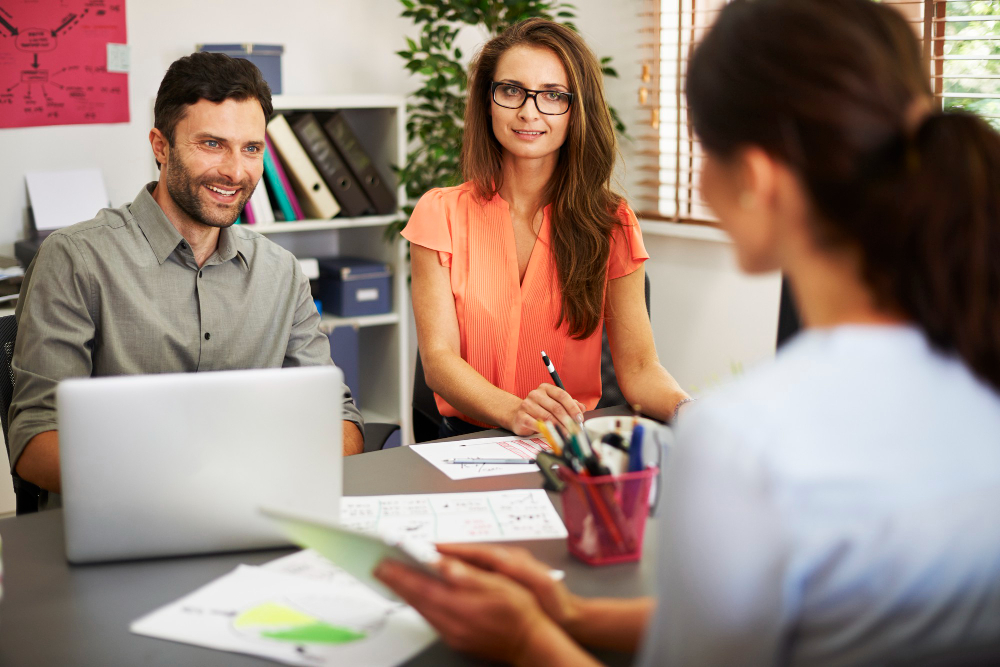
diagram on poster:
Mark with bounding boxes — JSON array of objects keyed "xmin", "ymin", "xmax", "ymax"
[{"xmin": 0, "ymin": 0, "xmax": 128, "ymax": 129}]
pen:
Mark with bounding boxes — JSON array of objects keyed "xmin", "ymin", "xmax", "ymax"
[
  {"xmin": 541, "ymin": 351, "xmax": 585, "ymax": 426},
  {"xmin": 445, "ymin": 458, "xmax": 537, "ymax": 465},
  {"xmin": 628, "ymin": 424, "xmax": 645, "ymax": 472}
]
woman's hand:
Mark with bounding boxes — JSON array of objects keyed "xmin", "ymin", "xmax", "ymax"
[
  {"xmin": 508, "ymin": 382, "xmax": 586, "ymax": 435},
  {"xmin": 436, "ymin": 543, "xmax": 586, "ymax": 633},
  {"xmin": 374, "ymin": 554, "xmax": 565, "ymax": 664}
]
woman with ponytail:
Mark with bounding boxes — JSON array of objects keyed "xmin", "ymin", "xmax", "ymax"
[
  {"xmin": 376, "ymin": 1, "xmax": 1000, "ymax": 664},
  {"xmin": 403, "ymin": 18, "xmax": 689, "ymax": 438}
]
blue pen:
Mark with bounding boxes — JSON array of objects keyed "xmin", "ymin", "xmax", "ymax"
[{"xmin": 628, "ymin": 423, "xmax": 644, "ymax": 472}]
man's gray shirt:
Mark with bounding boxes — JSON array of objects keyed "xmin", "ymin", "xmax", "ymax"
[{"xmin": 9, "ymin": 182, "xmax": 362, "ymax": 484}]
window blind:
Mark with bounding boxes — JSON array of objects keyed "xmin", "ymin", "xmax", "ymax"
[{"xmin": 639, "ymin": 0, "xmax": 1000, "ymax": 224}]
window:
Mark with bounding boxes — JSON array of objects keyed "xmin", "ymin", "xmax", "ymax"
[{"xmin": 639, "ymin": 0, "xmax": 1000, "ymax": 223}]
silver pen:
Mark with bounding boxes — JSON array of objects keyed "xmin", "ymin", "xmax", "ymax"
[{"xmin": 445, "ymin": 458, "xmax": 537, "ymax": 465}]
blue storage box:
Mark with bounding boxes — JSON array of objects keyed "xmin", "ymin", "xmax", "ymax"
[
  {"xmin": 327, "ymin": 323, "xmax": 361, "ymax": 408},
  {"xmin": 318, "ymin": 257, "xmax": 392, "ymax": 317},
  {"xmin": 196, "ymin": 43, "xmax": 284, "ymax": 94}
]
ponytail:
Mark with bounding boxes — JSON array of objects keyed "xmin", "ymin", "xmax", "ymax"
[{"xmin": 848, "ymin": 112, "xmax": 1000, "ymax": 392}]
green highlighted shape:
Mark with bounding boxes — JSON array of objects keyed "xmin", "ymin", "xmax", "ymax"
[
  {"xmin": 261, "ymin": 622, "xmax": 366, "ymax": 644},
  {"xmin": 234, "ymin": 602, "xmax": 366, "ymax": 645}
]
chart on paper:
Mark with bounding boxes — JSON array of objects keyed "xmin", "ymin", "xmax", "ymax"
[
  {"xmin": 0, "ymin": 0, "xmax": 130, "ymax": 129},
  {"xmin": 130, "ymin": 565, "xmax": 435, "ymax": 667},
  {"xmin": 410, "ymin": 435, "xmax": 551, "ymax": 480},
  {"xmin": 341, "ymin": 489, "xmax": 567, "ymax": 542}
]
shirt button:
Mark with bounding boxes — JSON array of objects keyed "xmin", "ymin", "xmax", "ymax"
[
  {"xmin": 199, "ymin": 271, "xmax": 203, "ymax": 278},
  {"xmin": 204, "ymin": 332, "xmax": 211, "ymax": 340},
  {"xmin": 180, "ymin": 242, "xmax": 187, "ymax": 250}
]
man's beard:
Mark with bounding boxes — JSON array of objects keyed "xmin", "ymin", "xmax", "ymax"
[{"xmin": 164, "ymin": 154, "xmax": 254, "ymax": 229}]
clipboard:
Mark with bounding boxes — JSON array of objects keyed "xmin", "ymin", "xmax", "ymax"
[{"xmin": 261, "ymin": 506, "xmax": 443, "ymax": 601}]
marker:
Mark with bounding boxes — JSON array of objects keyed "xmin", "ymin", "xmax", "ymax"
[
  {"xmin": 541, "ymin": 351, "xmax": 585, "ymax": 426},
  {"xmin": 628, "ymin": 423, "xmax": 645, "ymax": 472},
  {"xmin": 445, "ymin": 458, "xmax": 536, "ymax": 465}
]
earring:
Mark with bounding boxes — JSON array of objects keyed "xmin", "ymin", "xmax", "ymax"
[{"xmin": 739, "ymin": 192, "xmax": 755, "ymax": 210}]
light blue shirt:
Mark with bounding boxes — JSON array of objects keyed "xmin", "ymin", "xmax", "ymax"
[{"xmin": 638, "ymin": 326, "xmax": 1000, "ymax": 666}]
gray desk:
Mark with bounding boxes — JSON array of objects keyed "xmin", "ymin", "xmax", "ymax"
[{"xmin": 0, "ymin": 429, "xmax": 657, "ymax": 666}]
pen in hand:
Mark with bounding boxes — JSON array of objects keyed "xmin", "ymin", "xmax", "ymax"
[{"xmin": 540, "ymin": 350, "xmax": 585, "ymax": 426}]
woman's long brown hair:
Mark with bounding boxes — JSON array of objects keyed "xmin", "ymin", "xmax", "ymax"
[
  {"xmin": 462, "ymin": 18, "xmax": 622, "ymax": 340},
  {"xmin": 687, "ymin": 0, "xmax": 1000, "ymax": 392}
]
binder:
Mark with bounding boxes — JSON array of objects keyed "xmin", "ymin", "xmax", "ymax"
[
  {"xmin": 262, "ymin": 135, "xmax": 299, "ymax": 222},
  {"xmin": 321, "ymin": 111, "xmax": 397, "ymax": 215},
  {"xmin": 266, "ymin": 114, "xmax": 341, "ymax": 220},
  {"xmin": 265, "ymin": 134, "xmax": 304, "ymax": 220},
  {"xmin": 289, "ymin": 113, "xmax": 373, "ymax": 218},
  {"xmin": 241, "ymin": 198, "xmax": 256, "ymax": 225},
  {"xmin": 249, "ymin": 177, "xmax": 275, "ymax": 224}
]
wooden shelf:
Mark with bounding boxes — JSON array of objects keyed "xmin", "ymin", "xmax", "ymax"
[
  {"xmin": 248, "ymin": 213, "xmax": 402, "ymax": 234},
  {"xmin": 319, "ymin": 312, "xmax": 400, "ymax": 330}
]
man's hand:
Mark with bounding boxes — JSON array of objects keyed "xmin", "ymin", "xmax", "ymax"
[{"xmin": 343, "ymin": 421, "xmax": 364, "ymax": 456}]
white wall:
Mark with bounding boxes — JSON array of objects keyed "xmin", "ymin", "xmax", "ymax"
[{"xmin": 0, "ymin": 0, "xmax": 780, "ymax": 515}]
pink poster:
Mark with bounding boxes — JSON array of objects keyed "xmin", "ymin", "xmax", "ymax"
[{"xmin": 0, "ymin": 0, "xmax": 128, "ymax": 129}]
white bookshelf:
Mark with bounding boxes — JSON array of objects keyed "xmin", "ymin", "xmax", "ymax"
[{"xmin": 263, "ymin": 94, "xmax": 411, "ymax": 444}]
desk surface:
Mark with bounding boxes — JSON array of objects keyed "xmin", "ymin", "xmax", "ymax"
[{"xmin": 0, "ymin": 426, "xmax": 657, "ymax": 666}]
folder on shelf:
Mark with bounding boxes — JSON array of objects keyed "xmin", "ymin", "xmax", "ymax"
[
  {"xmin": 249, "ymin": 176, "xmax": 275, "ymax": 224},
  {"xmin": 241, "ymin": 199, "xmax": 256, "ymax": 225},
  {"xmin": 266, "ymin": 114, "xmax": 341, "ymax": 220},
  {"xmin": 321, "ymin": 111, "xmax": 397, "ymax": 215},
  {"xmin": 289, "ymin": 112, "xmax": 374, "ymax": 218},
  {"xmin": 262, "ymin": 135, "xmax": 300, "ymax": 222}
]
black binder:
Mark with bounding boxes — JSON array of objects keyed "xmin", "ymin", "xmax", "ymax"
[
  {"xmin": 288, "ymin": 113, "xmax": 374, "ymax": 218},
  {"xmin": 320, "ymin": 112, "xmax": 398, "ymax": 215}
]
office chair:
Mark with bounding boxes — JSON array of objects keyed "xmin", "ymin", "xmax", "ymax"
[
  {"xmin": 0, "ymin": 314, "xmax": 41, "ymax": 514},
  {"xmin": 411, "ymin": 273, "xmax": 652, "ymax": 442}
]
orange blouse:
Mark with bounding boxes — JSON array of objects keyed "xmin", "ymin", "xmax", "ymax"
[{"xmin": 402, "ymin": 182, "xmax": 649, "ymax": 425}]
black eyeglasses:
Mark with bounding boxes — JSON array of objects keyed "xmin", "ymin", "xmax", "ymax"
[{"xmin": 491, "ymin": 81, "xmax": 574, "ymax": 116}]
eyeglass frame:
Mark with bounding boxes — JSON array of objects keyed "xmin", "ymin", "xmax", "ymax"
[{"xmin": 490, "ymin": 81, "xmax": 575, "ymax": 116}]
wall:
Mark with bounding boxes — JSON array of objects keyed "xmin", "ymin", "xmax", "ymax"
[{"xmin": 0, "ymin": 0, "xmax": 780, "ymax": 515}]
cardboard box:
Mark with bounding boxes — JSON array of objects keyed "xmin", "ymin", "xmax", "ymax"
[
  {"xmin": 317, "ymin": 257, "xmax": 392, "ymax": 317},
  {"xmin": 196, "ymin": 43, "xmax": 284, "ymax": 94}
]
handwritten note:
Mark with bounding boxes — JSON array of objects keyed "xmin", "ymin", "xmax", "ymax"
[
  {"xmin": 341, "ymin": 490, "xmax": 567, "ymax": 543},
  {"xmin": 0, "ymin": 0, "xmax": 129, "ymax": 129},
  {"xmin": 411, "ymin": 435, "xmax": 551, "ymax": 480}
]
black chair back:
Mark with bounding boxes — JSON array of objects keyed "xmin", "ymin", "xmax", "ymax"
[
  {"xmin": 412, "ymin": 272, "xmax": 653, "ymax": 440},
  {"xmin": 0, "ymin": 314, "xmax": 40, "ymax": 514}
]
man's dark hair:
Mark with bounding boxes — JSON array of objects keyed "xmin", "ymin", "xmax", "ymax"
[{"xmin": 153, "ymin": 52, "xmax": 273, "ymax": 159}]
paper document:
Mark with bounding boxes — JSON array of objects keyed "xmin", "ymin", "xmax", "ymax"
[
  {"xmin": 130, "ymin": 564, "xmax": 435, "ymax": 667},
  {"xmin": 341, "ymin": 489, "xmax": 567, "ymax": 543},
  {"xmin": 411, "ymin": 435, "xmax": 551, "ymax": 480},
  {"xmin": 25, "ymin": 169, "xmax": 109, "ymax": 231}
]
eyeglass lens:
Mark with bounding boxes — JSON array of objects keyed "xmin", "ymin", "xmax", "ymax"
[{"xmin": 493, "ymin": 84, "xmax": 570, "ymax": 115}]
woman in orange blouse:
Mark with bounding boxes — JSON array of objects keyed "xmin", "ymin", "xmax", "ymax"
[{"xmin": 403, "ymin": 18, "xmax": 689, "ymax": 437}]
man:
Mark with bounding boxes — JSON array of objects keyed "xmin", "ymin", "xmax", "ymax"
[{"xmin": 8, "ymin": 52, "xmax": 364, "ymax": 509}]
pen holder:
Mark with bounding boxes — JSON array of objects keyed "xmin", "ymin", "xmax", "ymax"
[{"xmin": 557, "ymin": 466, "xmax": 658, "ymax": 566}]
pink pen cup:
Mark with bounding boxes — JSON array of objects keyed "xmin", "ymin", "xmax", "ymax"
[{"xmin": 557, "ymin": 466, "xmax": 659, "ymax": 565}]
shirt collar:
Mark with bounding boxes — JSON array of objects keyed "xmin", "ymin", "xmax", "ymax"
[{"xmin": 131, "ymin": 182, "xmax": 249, "ymax": 269}]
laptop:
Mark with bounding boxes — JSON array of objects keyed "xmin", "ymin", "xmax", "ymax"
[{"xmin": 57, "ymin": 366, "xmax": 344, "ymax": 563}]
